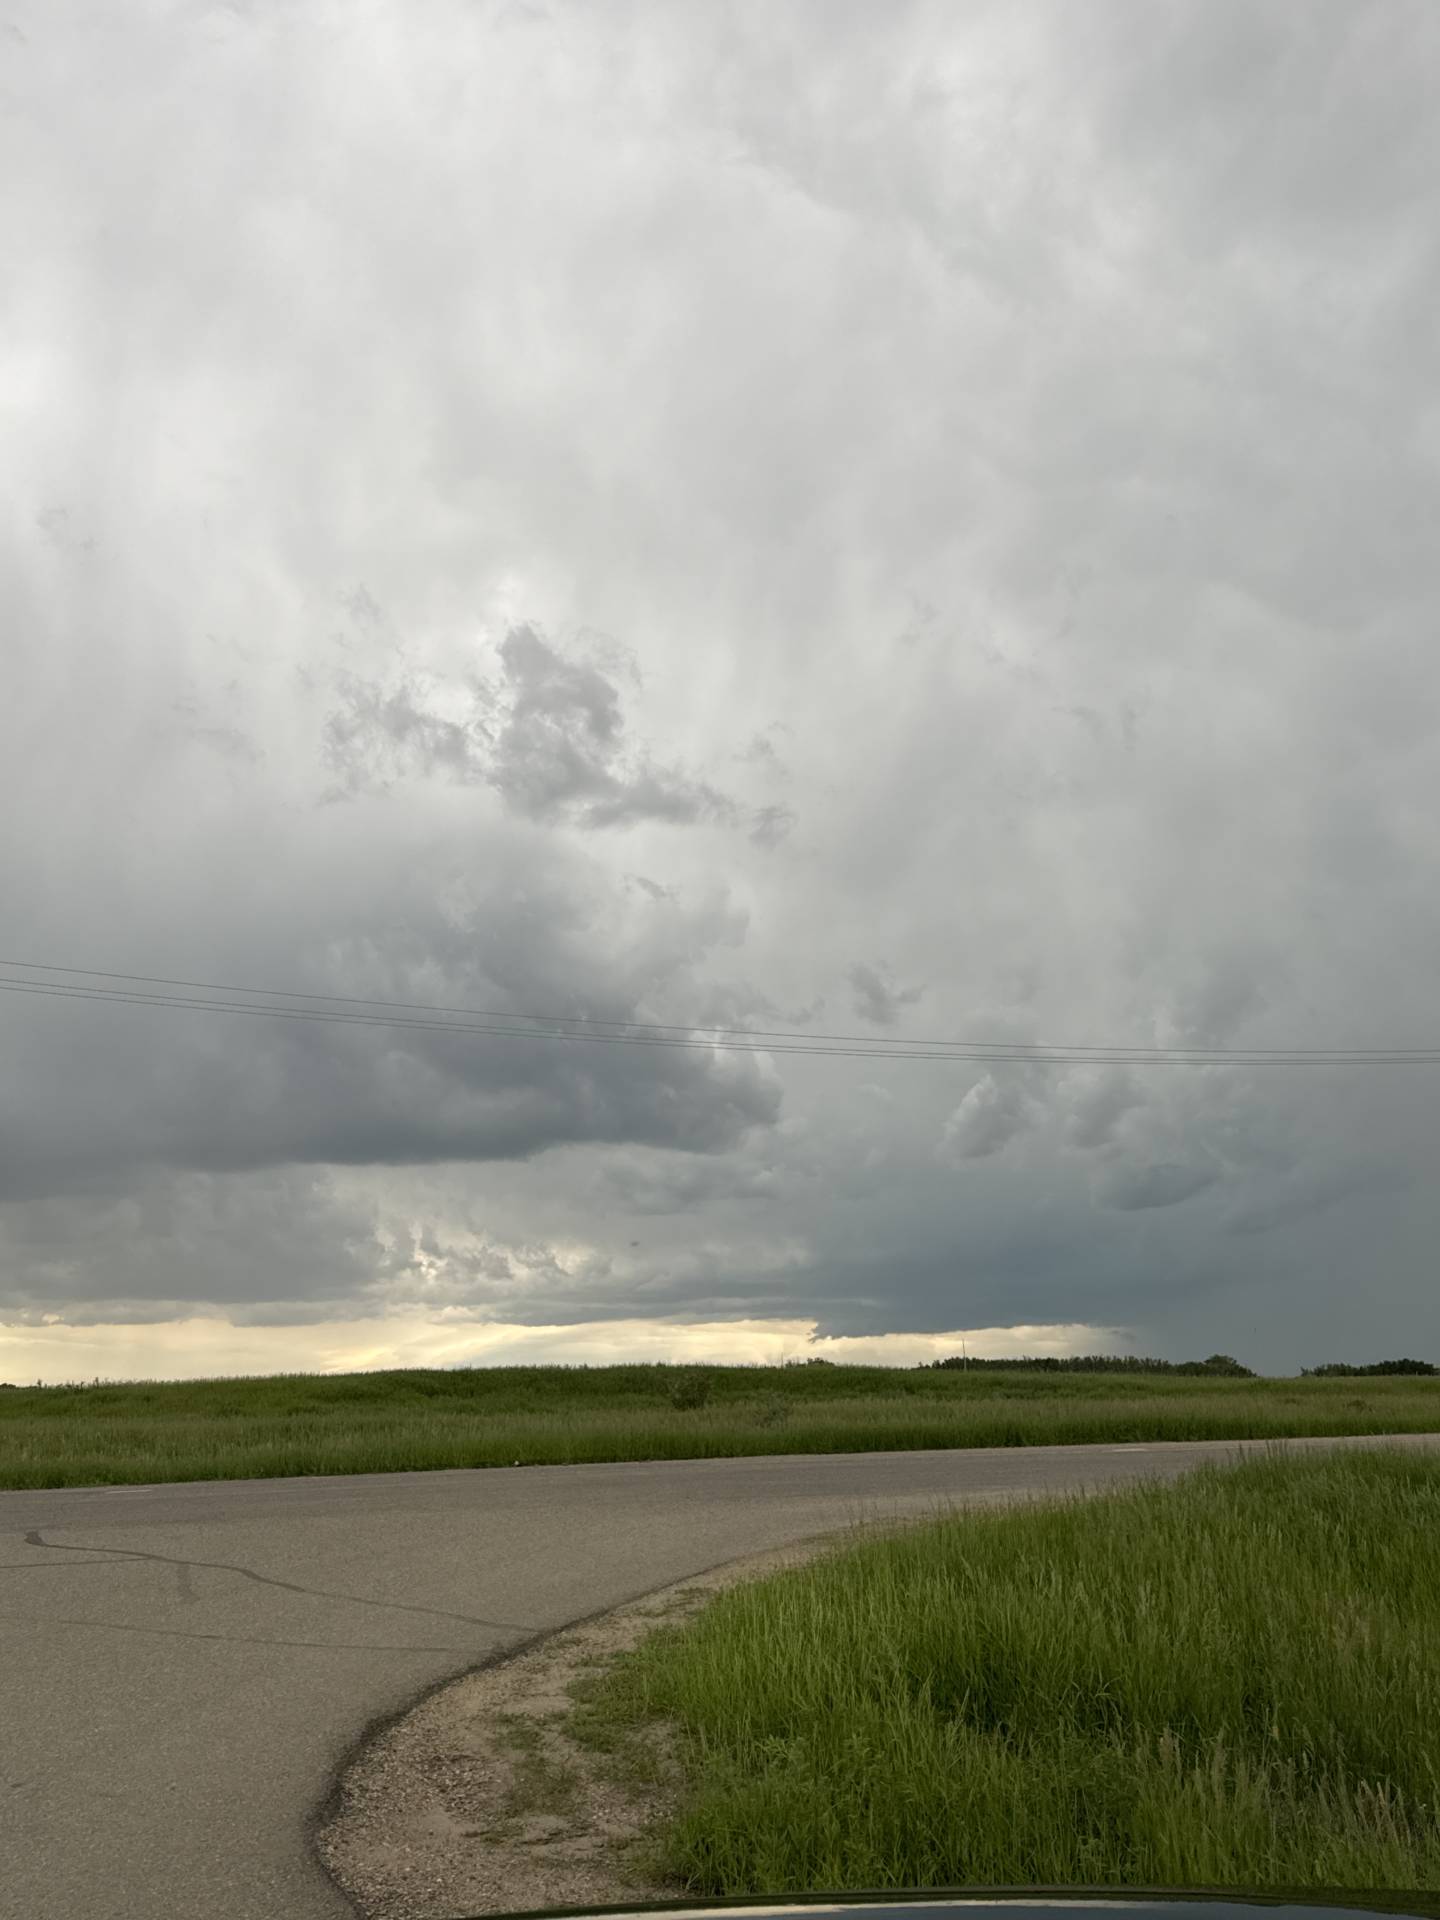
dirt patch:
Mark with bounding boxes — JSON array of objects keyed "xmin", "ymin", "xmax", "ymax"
[{"xmin": 315, "ymin": 1535, "xmax": 844, "ymax": 1920}]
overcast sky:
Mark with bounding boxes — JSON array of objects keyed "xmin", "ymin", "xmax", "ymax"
[{"xmin": 4, "ymin": 0, "xmax": 1440, "ymax": 1383}]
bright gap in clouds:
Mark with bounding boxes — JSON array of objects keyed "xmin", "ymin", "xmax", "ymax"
[{"xmin": 0, "ymin": 1318, "xmax": 1125, "ymax": 1387}]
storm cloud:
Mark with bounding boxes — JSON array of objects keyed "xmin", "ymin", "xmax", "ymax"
[
  {"xmin": 4, "ymin": 0, "xmax": 1440, "ymax": 1376},
  {"xmin": 849, "ymin": 963, "xmax": 926, "ymax": 1028},
  {"xmin": 324, "ymin": 623, "xmax": 743, "ymax": 829}
]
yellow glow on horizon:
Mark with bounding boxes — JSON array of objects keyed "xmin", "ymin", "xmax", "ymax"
[{"xmin": 0, "ymin": 1313, "xmax": 1129, "ymax": 1385}]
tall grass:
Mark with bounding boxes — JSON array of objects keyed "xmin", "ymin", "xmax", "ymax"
[
  {"xmin": 573, "ymin": 1448, "xmax": 1440, "ymax": 1894},
  {"xmin": 1, "ymin": 1364, "xmax": 1438, "ymax": 1490}
]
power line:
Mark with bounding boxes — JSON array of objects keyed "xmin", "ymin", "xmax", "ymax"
[
  {"xmin": 1, "ymin": 963, "xmax": 1438, "ymax": 1066},
  {"xmin": 0, "ymin": 958, "xmax": 737, "ymax": 1040},
  {"xmin": 1, "ymin": 978, "xmax": 1237, "ymax": 1064},
  {"xmin": 1, "ymin": 956, "xmax": 1433, "ymax": 1059}
]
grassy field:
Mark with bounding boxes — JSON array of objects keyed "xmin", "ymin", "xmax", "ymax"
[
  {"xmin": 572, "ymin": 1447, "xmax": 1440, "ymax": 1895},
  {"xmin": 1, "ymin": 1361, "xmax": 1438, "ymax": 1489}
]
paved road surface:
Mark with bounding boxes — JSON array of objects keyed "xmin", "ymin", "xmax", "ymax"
[{"xmin": 3, "ymin": 1432, "xmax": 1437, "ymax": 1920}]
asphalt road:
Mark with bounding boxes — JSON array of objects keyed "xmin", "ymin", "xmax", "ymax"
[{"xmin": 4, "ymin": 1431, "xmax": 1438, "ymax": 1920}]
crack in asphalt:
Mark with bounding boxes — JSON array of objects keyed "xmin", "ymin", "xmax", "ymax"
[
  {"xmin": 17, "ymin": 1529, "xmax": 534, "ymax": 1635},
  {"xmin": 0, "ymin": 1558, "xmax": 118, "ymax": 1570},
  {"xmin": 0, "ymin": 1608, "xmax": 474, "ymax": 1653}
]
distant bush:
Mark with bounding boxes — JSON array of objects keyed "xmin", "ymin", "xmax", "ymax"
[
  {"xmin": 669, "ymin": 1371, "xmax": 714, "ymax": 1411},
  {"xmin": 1302, "ymin": 1359, "xmax": 1438, "ymax": 1377},
  {"xmin": 784, "ymin": 1356, "xmax": 835, "ymax": 1367},
  {"xmin": 927, "ymin": 1353, "xmax": 1255, "ymax": 1377}
]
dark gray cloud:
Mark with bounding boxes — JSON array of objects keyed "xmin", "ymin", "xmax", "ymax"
[
  {"xmin": 325, "ymin": 624, "xmax": 741, "ymax": 829},
  {"xmin": 749, "ymin": 802, "xmax": 798, "ymax": 848},
  {"xmin": 0, "ymin": 826, "xmax": 781, "ymax": 1205},
  {"xmin": 1091, "ymin": 1161, "xmax": 1219, "ymax": 1213},
  {"xmin": 1060, "ymin": 1071, "xmax": 1143, "ymax": 1152},
  {"xmin": 4, "ymin": 0, "xmax": 1440, "ymax": 1374},
  {"xmin": 598, "ymin": 1150, "xmax": 783, "ymax": 1216},
  {"xmin": 1220, "ymin": 1160, "xmax": 1413, "ymax": 1239},
  {"xmin": 0, "ymin": 1169, "xmax": 384, "ymax": 1323},
  {"xmin": 848, "ymin": 963, "xmax": 925, "ymax": 1027}
]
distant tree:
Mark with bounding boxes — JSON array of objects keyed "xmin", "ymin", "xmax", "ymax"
[
  {"xmin": 1302, "ymin": 1358, "xmax": 1437, "ymax": 1378},
  {"xmin": 927, "ymin": 1353, "xmax": 1254, "ymax": 1376}
]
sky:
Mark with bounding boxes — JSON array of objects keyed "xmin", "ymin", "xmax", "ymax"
[{"xmin": 3, "ymin": 0, "xmax": 1440, "ymax": 1383}]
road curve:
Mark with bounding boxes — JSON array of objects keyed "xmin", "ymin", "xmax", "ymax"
[{"xmin": 3, "ymin": 1431, "xmax": 1437, "ymax": 1920}]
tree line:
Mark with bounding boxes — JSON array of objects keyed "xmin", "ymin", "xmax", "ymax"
[
  {"xmin": 926, "ymin": 1353, "xmax": 1255, "ymax": 1375},
  {"xmin": 925, "ymin": 1354, "xmax": 1437, "ymax": 1377},
  {"xmin": 1299, "ymin": 1358, "xmax": 1437, "ymax": 1376}
]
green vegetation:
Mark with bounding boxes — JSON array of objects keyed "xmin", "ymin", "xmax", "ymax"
[
  {"xmin": 572, "ymin": 1447, "xmax": 1440, "ymax": 1894},
  {"xmin": 1304, "ymin": 1360, "xmax": 1439, "ymax": 1377},
  {"xmin": 928, "ymin": 1352, "xmax": 1256, "ymax": 1375},
  {"xmin": 0, "ymin": 1360, "xmax": 1438, "ymax": 1489}
]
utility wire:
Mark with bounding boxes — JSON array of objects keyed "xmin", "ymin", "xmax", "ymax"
[
  {"xmin": 1, "ymin": 956, "xmax": 1433, "ymax": 1059},
  {"xmin": 1, "ymin": 966, "xmax": 1437, "ymax": 1067}
]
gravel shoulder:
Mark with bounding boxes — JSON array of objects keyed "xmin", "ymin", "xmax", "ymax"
[{"xmin": 315, "ymin": 1535, "xmax": 844, "ymax": 1920}]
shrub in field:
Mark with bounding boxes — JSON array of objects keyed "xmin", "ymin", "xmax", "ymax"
[{"xmin": 669, "ymin": 1372, "xmax": 713, "ymax": 1411}]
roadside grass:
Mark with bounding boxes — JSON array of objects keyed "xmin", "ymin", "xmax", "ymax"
[
  {"xmin": 1, "ymin": 1363, "xmax": 1438, "ymax": 1490},
  {"xmin": 569, "ymin": 1447, "xmax": 1440, "ymax": 1894}
]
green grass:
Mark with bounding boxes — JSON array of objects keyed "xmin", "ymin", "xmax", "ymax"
[
  {"xmin": 0, "ymin": 1362, "xmax": 1438, "ymax": 1490},
  {"xmin": 571, "ymin": 1447, "xmax": 1440, "ymax": 1895}
]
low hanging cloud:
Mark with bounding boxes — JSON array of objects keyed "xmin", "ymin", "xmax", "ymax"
[{"xmin": 0, "ymin": 879, "xmax": 785, "ymax": 1204}]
